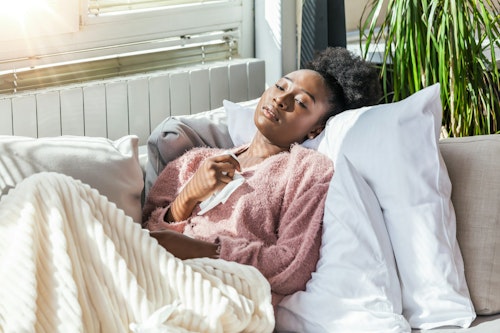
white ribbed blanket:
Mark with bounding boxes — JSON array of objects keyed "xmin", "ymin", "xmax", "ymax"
[{"xmin": 0, "ymin": 172, "xmax": 274, "ymax": 333}]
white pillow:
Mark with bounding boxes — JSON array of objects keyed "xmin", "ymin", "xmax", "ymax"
[
  {"xmin": 224, "ymin": 99, "xmax": 258, "ymax": 146},
  {"xmin": 316, "ymin": 106, "xmax": 371, "ymax": 163},
  {"xmin": 320, "ymin": 84, "xmax": 475, "ymax": 329},
  {"xmin": 276, "ymin": 154, "xmax": 411, "ymax": 333},
  {"xmin": 0, "ymin": 135, "xmax": 144, "ymax": 222}
]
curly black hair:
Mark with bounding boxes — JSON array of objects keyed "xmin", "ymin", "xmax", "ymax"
[{"xmin": 305, "ymin": 47, "xmax": 382, "ymax": 120}]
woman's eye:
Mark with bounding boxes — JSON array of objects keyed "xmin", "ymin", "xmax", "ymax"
[
  {"xmin": 275, "ymin": 83, "xmax": 285, "ymax": 91},
  {"xmin": 295, "ymin": 99, "xmax": 306, "ymax": 108}
]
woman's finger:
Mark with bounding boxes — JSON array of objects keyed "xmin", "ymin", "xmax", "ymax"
[
  {"xmin": 218, "ymin": 172, "xmax": 235, "ymax": 184},
  {"xmin": 212, "ymin": 152, "xmax": 241, "ymax": 172}
]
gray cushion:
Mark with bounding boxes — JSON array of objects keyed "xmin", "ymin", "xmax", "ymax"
[
  {"xmin": 145, "ymin": 106, "xmax": 233, "ymax": 196},
  {"xmin": 440, "ymin": 134, "xmax": 500, "ymax": 315}
]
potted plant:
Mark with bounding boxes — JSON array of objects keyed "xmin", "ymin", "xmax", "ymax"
[{"xmin": 360, "ymin": 0, "xmax": 500, "ymax": 137}]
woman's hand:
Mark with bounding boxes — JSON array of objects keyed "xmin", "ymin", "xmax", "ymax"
[
  {"xmin": 186, "ymin": 153, "xmax": 241, "ymax": 202},
  {"xmin": 167, "ymin": 153, "xmax": 241, "ymax": 222},
  {"xmin": 149, "ymin": 229, "xmax": 220, "ymax": 260}
]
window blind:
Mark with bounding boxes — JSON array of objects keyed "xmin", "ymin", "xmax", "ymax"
[
  {"xmin": 0, "ymin": 31, "xmax": 238, "ymax": 94},
  {"xmin": 0, "ymin": 0, "xmax": 250, "ymax": 95},
  {"xmin": 88, "ymin": 0, "xmax": 220, "ymax": 15}
]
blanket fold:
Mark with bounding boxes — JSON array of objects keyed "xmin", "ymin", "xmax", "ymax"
[{"xmin": 0, "ymin": 172, "xmax": 274, "ymax": 333}]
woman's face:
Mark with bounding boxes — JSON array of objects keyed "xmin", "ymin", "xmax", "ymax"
[{"xmin": 254, "ymin": 69, "xmax": 331, "ymax": 148}]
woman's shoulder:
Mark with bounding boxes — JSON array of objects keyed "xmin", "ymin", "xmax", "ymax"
[
  {"xmin": 286, "ymin": 145, "xmax": 334, "ymax": 180},
  {"xmin": 290, "ymin": 144, "xmax": 333, "ymax": 165}
]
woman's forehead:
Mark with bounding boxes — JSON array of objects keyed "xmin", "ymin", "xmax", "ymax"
[
  {"xmin": 286, "ymin": 69, "xmax": 321, "ymax": 79},
  {"xmin": 284, "ymin": 70, "xmax": 328, "ymax": 98},
  {"xmin": 285, "ymin": 70, "xmax": 325, "ymax": 87}
]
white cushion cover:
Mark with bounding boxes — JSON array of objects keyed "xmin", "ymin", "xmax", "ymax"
[
  {"xmin": 224, "ymin": 99, "xmax": 258, "ymax": 146},
  {"xmin": 319, "ymin": 84, "xmax": 475, "ymax": 329},
  {"xmin": 276, "ymin": 154, "xmax": 410, "ymax": 333},
  {"xmin": 0, "ymin": 135, "xmax": 144, "ymax": 222}
]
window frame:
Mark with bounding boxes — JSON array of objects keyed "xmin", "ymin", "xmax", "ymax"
[{"xmin": 0, "ymin": 0, "xmax": 253, "ymax": 72}]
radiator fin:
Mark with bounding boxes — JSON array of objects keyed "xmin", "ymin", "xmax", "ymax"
[{"xmin": 0, "ymin": 59, "xmax": 265, "ymax": 145}]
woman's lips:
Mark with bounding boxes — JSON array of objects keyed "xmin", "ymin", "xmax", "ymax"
[{"xmin": 262, "ymin": 105, "xmax": 279, "ymax": 122}]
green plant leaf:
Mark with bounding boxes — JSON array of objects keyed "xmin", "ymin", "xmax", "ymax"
[{"xmin": 361, "ymin": 0, "xmax": 500, "ymax": 136}]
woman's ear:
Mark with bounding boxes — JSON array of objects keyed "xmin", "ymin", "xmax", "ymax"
[{"xmin": 307, "ymin": 125, "xmax": 325, "ymax": 140}]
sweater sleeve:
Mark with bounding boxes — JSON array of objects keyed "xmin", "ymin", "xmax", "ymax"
[
  {"xmin": 142, "ymin": 148, "xmax": 216, "ymax": 230},
  {"xmin": 217, "ymin": 147, "xmax": 334, "ymax": 297}
]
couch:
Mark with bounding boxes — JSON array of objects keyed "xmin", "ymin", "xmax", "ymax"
[{"xmin": 1, "ymin": 85, "xmax": 500, "ymax": 332}]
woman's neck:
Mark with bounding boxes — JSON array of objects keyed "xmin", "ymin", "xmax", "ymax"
[{"xmin": 237, "ymin": 133, "xmax": 289, "ymax": 169}]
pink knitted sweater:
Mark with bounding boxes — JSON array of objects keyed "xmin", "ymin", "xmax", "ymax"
[{"xmin": 143, "ymin": 144, "xmax": 334, "ymax": 306}]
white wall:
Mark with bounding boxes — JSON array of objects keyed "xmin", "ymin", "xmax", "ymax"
[
  {"xmin": 255, "ymin": 0, "xmax": 297, "ymax": 88},
  {"xmin": 254, "ymin": 0, "xmax": 382, "ymax": 87},
  {"xmin": 345, "ymin": 0, "xmax": 388, "ymax": 33}
]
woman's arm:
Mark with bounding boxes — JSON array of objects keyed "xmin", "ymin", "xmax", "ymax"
[
  {"xmin": 149, "ymin": 229, "xmax": 220, "ymax": 259},
  {"xmin": 166, "ymin": 153, "xmax": 241, "ymax": 222},
  {"xmin": 143, "ymin": 147, "xmax": 241, "ymax": 228}
]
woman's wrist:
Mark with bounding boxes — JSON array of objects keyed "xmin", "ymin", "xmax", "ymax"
[{"xmin": 165, "ymin": 190, "xmax": 199, "ymax": 222}]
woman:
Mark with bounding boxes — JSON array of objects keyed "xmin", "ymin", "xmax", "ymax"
[{"xmin": 142, "ymin": 47, "xmax": 382, "ymax": 307}]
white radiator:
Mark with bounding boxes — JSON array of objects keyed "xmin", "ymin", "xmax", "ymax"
[{"xmin": 0, "ymin": 58, "xmax": 265, "ymax": 145}]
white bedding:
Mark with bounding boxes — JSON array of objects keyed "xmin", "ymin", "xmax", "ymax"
[{"xmin": 0, "ymin": 172, "xmax": 274, "ymax": 333}]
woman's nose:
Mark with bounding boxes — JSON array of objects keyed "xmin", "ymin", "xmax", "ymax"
[{"xmin": 273, "ymin": 94, "xmax": 291, "ymax": 111}]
